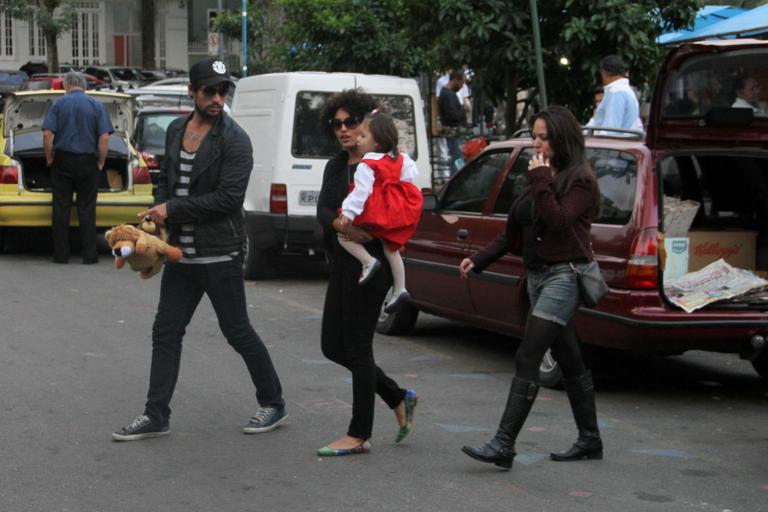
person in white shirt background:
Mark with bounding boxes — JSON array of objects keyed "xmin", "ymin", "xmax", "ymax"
[
  {"xmin": 731, "ymin": 74, "xmax": 768, "ymax": 114},
  {"xmin": 588, "ymin": 55, "xmax": 644, "ymax": 136}
]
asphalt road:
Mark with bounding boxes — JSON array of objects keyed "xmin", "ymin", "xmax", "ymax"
[{"xmin": 1, "ymin": 248, "xmax": 767, "ymax": 512}]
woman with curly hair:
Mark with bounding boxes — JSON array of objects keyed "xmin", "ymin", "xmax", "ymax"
[{"xmin": 315, "ymin": 89, "xmax": 418, "ymax": 456}]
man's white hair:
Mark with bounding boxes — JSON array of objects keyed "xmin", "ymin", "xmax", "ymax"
[{"xmin": 64, "ymin": 71, "xmax": 87, "ymax": 90}]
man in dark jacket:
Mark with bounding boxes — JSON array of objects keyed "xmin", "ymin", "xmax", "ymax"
[
  {"xmin": 438, "ymin": 70, "xmax": 467, "ymax": 176},
  {"xmin": 112, "ymin": 57, "xmax": 287, "ymax": 441}
]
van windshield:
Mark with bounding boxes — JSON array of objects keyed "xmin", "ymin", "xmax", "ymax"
[
  {"xmin": 661, "ymin": 49, "xmax": 768, "ymax": 119},
  {"xmin": 292, "ymin": 91, "xmax": 418, "ymax": 159}
]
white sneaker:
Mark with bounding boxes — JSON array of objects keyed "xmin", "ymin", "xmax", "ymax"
[{"xmin": 359, "ymin": 258, "xmax": 381, "ymax": 285}]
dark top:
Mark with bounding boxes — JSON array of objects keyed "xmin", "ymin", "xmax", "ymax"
[
  {"xmin": 514, "ymin": 191, "xmax": 544, "ymax": 268},
  {"xmin": 317, "ymin": 151, "xmax": 386, "ymax": 259},
  {"xmin": 42, "ymin": 90, "xmax": 113, "ymax": 155},
  {"xmin": 438, "ymin": 87, "xmax": 465, "ymax": 127},
  {"xmin": 154, "ymin": 111, "xmax": 253, "ymax": 257},
  {"xmin": 471, "ymin": 165, "xmax": 597, "ymax": 272}
]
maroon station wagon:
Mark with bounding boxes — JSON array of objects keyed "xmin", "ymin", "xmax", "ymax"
[{"xmin": 377, "ymin": 40, "xmax": 768, "ymax": 387}]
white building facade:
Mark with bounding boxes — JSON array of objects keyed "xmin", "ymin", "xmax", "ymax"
[{"xmin": 0, "ymin": 0, "xmax": 188, "ymax": 70}]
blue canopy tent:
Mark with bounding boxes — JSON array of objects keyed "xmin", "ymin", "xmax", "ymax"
[
  {"xmin": 660, "ymin": 4, "xmax": 768, "ymax": 45},
  {"xmin": 658, "ymin": 5, "xmax": 747, "ymax": 45},
  {"xmin": 689, "ymin": 4, "xmax": 768, "ymax": 41}
]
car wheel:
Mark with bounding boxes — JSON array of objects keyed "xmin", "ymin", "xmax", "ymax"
[
  {"xmin": 0, "ymin": 228, "xmax": 4, "ymax": 253},
  {"xmin": 242, "ymin": 231, "xmax": 276, "ymax": 280},
  {"xmin": 376, "ymin": 286, "xmax": 419, "ymax": 335},
  {"xmin": 752, "ymin": 351, "xmax": 768, "ymax": 381},
  {"xmin": 538, "ymin": 349, "xmax": 563, "ymax": 389}
]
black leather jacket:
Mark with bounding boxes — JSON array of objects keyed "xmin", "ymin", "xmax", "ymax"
[{"xmin": 154, "ymin": 111, "xmax": 253, "ymax": 257}]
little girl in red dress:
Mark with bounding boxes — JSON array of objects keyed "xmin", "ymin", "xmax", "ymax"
[{"xmin": 338, "ymin": 111, "xmax": 423, "ymax": 313}]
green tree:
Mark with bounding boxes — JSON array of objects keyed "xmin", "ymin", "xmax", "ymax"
[
  {"xmin": 211, "ymin": 0, "xmax": 285, "ymax": 75},
  {"xmin": 0, "ymin": 0, "xmax": 76, "ymax": 72},
  {"xmin": 418, "ymin": 0, "xmax": 701, "ymax": 133},
  {"xmin": 274, "ymin": 0, "xmax": 433, "ymax": 76}
]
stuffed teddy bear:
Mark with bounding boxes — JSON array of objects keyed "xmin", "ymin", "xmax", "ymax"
[{"xmin": 105, "ymin": 221, "xmax": 182, "ymax": 280}]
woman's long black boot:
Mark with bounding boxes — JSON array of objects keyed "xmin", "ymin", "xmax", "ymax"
[
  {"xmin": 462, "ymin": 377, "xmax": 539, "ymax": 470},
  {"xmin": 550, "ymin": 371, "xmax": 603, "ymax": 461}
]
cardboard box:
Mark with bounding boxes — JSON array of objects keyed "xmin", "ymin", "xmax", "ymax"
[
  {"xmin": 688, "ymin": 230, "xmax": 758, "ymax": 271},
  {"xmin": 663, "ymin": 237, "xmax": 689, "ymax": 279}
]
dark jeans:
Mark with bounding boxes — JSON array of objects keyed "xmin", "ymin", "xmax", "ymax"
[
  {"xmin": 51, "ymin": 151, "xmax": 99, "ymax": 262},
  {"xmin": 144, "ymin": 258, "xmax": 284, "ymax": 424},
  {"xmin": 446, "ymin": 136, "xmax": 463, "ymax": 176},
  {"xmin": 321, "ymin": 243, "xmax": 406, "ymax": 440}
]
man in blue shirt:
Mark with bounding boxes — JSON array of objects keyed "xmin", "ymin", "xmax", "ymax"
[
  {"xmin": 587, "ymin": 55, "xmax": 644, "ymax": 137},
  {"xmin": 43, "ymin": 72, "xmax": 113, "ymax": 264}
]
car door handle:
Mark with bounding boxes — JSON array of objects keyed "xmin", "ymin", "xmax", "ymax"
[{"xmin": 456, "ymin": 228, "xmax": 469, "ymax": 240}]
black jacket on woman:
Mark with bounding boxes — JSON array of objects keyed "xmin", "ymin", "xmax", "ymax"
[{"xmin": 317, "ymin": 151, "xmax": 387, "ymax": 260}]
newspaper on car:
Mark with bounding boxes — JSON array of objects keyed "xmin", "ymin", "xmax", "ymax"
[{"xmin": 664, "ymin": 259, "xmax": 768, "ymax": 313}]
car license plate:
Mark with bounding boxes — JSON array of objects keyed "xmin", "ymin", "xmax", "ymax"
[{"xmin": 299, "ymin": 190, "xmax": 320, "ymax": 206}]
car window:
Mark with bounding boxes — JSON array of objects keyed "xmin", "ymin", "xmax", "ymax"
[
  {"xmin": 112, "ymin": 68, "xmax": 137, "ymax": 81},
  {"xmin": 89, "ymin": 69, "xmax": 110, "ymax": 81},
  {"xmin": 291, "ymin": 92, "xmax": 339, "ymax": 158},
  {"xmin": 493, "ymin": 148, "xmax": 534, "ymax": 215},
  {"xmin": 491, "ymin": 147, "xmax": 636, "ymax": 224},
  {"xmin": 441, "ymin": 151, "xmax": 511, "ymax": 213},
  {"xmin": 19, "ymin": 80, "xmax": 53, "ymax": 91},
  {"xmin": 139, "ymin": 113, "xmax": 185, "ymax": 148},
  {"xmin": 291, "ymin": 91, "xmax": 419, "ymax": 160},
  {"xmin": 590, "ymin": 149, "xmax": 637, "ymax": 224},
  {"xmin": 662, "ymin": 49, "xmax": 768, "ymax": 118}
]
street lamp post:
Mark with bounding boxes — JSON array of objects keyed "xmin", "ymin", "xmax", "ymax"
[
  {"xmin": 242, "ymin": 0, "xmax": 248, "ymax": 77},
  {"xmin": 530, "ymin": 0, "xmax": 548, "ymax": 108}
]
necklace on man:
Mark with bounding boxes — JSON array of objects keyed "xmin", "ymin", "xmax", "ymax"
[{"xmin": 185, "ymin": 131, "xmax": 205, "ymax": 142}]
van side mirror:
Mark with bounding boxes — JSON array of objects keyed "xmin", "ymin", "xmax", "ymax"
[{"xmin": 422, "ymin": 193, "xmax": 438, "ymax": 211}]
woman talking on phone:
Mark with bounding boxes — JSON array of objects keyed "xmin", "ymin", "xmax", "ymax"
[{"xmin": 458, "ymin": 105, "xmax": 603, "ymax": 470}]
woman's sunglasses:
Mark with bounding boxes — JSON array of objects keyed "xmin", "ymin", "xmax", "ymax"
[
  {"xmin": 201, "ymin": 83, "xmax": 231, "ymax": 98},
  {"xmin": 328, "ymin": 117, "xmax": 361, "ymax": 131}
]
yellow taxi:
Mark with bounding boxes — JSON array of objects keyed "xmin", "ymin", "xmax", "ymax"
[{"xmin": 0, "ymin": 90, "xmax": 153, "ymax": 238}]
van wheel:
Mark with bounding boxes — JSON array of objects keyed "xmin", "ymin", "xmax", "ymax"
[
  {"xmin": 752, "ymin": 352, "xmax": 768, "ymax": 381},
  {"xmin": 538, "ymin": 349, "xmax": 563, "ymax": 389},
  {"xmin": 376, "ymin": 287, "xmax": 419, "ymax": 335},
  {"xmin": 242, "ymin": 232, "xmax": 275, "ymax": 280}
]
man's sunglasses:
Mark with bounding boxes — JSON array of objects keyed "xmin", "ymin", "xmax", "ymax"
[
  {"xmin": 328, "ymin": 117, "xmax": 360, "ymax": 131},
  {"xmin": 201, "ymin": 83, "xmax": 231, "ymax": 98}
]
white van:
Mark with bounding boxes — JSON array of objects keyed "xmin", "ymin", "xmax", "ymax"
[{"xmin": 231, "ymin": 72, "xmax": 432, "ymax": 279}]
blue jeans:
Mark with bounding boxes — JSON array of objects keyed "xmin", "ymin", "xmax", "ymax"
[
  {"xmin": 526, "ymin": 262, "xmax": 583, "ymax": 326},
  {"xmin": 514, "ymin": 261, "xmax": 589, "ymax": 380},
  {"xmin": 144, "ymin": 258, "xmax": 284, "ymax": 424}
]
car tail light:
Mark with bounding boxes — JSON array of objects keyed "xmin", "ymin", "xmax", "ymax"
[
  {"xmin": 270, "ymin": 183, "xmax": 287, "ymax": 214},
  {"xmin": 626, "ymin": 228, "xmax": 658, "ymax": 289},
  {"xmin": 0, "ymin": 163, "xmax": 19, "ymax": 184},
  {"xmin": 131, "ymin": 159, "xmax": 152, "ymax": 185},
  {"xmin": 140, "ymin": 151, "xmax": 158, "ymax": 169}
]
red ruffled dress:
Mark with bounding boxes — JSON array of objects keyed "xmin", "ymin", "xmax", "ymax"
[{"xmin": 351, "ymin": 154, "xmax": 423, "ymax": 250}]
